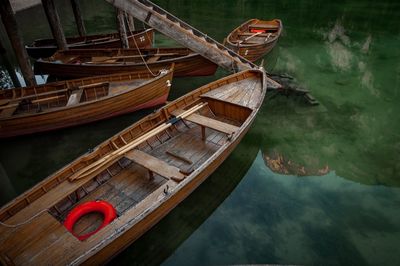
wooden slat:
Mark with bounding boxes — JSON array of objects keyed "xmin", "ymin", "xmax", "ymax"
[
  {"xmin": 249, "ymin": 24, "xmax": 279, "ymax": 30},
  {"xmin": 172, "ymin": 110, "xmax": 239, "ymax": 135},
  {"xmin": 238, "ymin": 32, "xmax": 270, "ymax": 37},
  {"xmin": 125, "ymin": 149, "xmax": 186, "ymax": 182},
  {"xmin": 66, "ymin": 89, "xmax": 83, "ymax": 106},
  {"xmin": 31, "ymin": 95, "xmax": 66, "ymax": 105}
]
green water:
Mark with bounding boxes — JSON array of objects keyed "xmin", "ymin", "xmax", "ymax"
[{"xmin": 1, "ymin": 0, "xmax": 400, "ymax": 265}]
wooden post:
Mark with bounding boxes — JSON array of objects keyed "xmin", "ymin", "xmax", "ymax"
[
  {"xmin": 0, "ymin": 0, "xmax": 35, "ymax": 87},
  {"xmin": 116, "ymin": 9, "xmax": 129, "ymax": 48},
  {"xmin": 70, "ymin": 0, "xmax": 86, "ymax": 36},
  {"xmin": 41, "ymin": 0, "xmax": 68, "ymax": 50},
  {"xmin": 125, "ymin": 12, "xmax": 135, "ymax": 32},
  {"xmin": 0, "ymin": 40, "xmax": 21, "ymax": 88}
]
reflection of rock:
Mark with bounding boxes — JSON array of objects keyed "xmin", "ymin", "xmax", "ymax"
[{"xmin": 263, "ymin": 150, "xmax": 330, "ymax": 176}]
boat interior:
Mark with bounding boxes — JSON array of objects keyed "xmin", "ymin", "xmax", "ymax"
[
  {"xmin": 46, "ymin": 48, "xmax": 193, "ymax": 65},
  {"xmin": 231, "ymin": 20, "xmax": 280, "ymax": 44},
  {"xmin": 0, "ymin": 72, "xmax": 261, "ymax": 247},
  {"xmin": 50, "ymin": 97, "xmax": 250, "ymax": 237}
]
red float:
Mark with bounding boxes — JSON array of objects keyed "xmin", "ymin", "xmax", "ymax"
[{"xmin": 63, "ymin": 200, "xmax": 117, "ymax": 241}]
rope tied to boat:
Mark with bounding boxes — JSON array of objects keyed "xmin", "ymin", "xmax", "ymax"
[
  {"xmin": 132, "ymin": 28, "xmax": 159, "ymax": 77},
  {"xmin": 0, "ymin": 208, "xmax": 50, "ymax": 228}
]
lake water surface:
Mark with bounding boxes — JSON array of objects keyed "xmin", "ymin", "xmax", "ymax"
[{"xmin": 1, "ymin": 0, "xmax": 399, "ymax": 265}]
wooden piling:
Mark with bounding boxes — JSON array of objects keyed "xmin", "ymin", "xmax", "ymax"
[
  {"xmin": 116, "ymin": 9, "xmax": 129, "ymax": 48},
  {"xmin": 125, "ymin": 12, "xmax": 135, "ymax": 32},
  {"xmin": 0, "ymin": 0, "xmax": 35, "ymax": 87},
  {"xmin": 70, "ymin": 0, "xmax": 86, "ymax": 36},
  {"xmin": 41, "ymin": 0, "xmax": 68, "ymax": 50}
]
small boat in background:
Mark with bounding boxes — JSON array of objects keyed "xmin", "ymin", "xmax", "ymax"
[
  {"xmin": 25, "ymin": 28, "xmax": 154, "ymax": 59},
  {"xmin": 224, "ymin": 19, "xmax": 282, "ymax": 62},
  {"xmin": 34, "ymin": 47, "xmax": 218, "ymax": 78},
  {"xmin": 0, "ymin": 64, "xmax": 174, "ymax": 138},
  {"xmin": 0, "ymin": 69, "xmax": 276, "ymax": 265}
]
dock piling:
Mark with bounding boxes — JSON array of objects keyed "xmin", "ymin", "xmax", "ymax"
[
  {"xmin": 0, "ymin": 0, "xmax": 35, "ymax": 87},
  {"xmin": 41, "ymin": 0, "xmax": 68, "ymax": 50},
  {"xmin": 70, "ymin": 0, "xmax": 86, "ymax": 36},
  {"xmin": 116, "ymin": 9, "xmax": 129, "ymax": 48}
]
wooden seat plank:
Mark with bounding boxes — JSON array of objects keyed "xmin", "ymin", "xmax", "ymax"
[
  {"xmin": 249, "ymin": 24, "xmax": 279, "ymax": 30},
  {"xmin": 66, "ymin": 89, "xmax": 83, "ymax": 106},
  {"xmin": 125, "ymin": 149, "xmax": 186, "ymax": 182},
  {"xmin": 32, "ymin": 95, "xmax": 66, "ymax": 105},
  {"xmin": 172, "ymin": 109, "xmax": 239, "ymax": 135},
  {"xmin": 238, "ymin": 32, "xmax": 270, "ymax": 37}
]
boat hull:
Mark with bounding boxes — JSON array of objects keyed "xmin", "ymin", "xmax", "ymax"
[
  {"xmin": 0, "ymin": 70, "xmax": 268, "ymax": 265},
  {"xmin": 35, "ymin": 52, "xmax": 217, "ymax": 78},
  {"xmin": 225, "ymin": 19, "xmax": 282, "ymax": 62},
  {"xmin": 0, "ymin": 71, "xmax": 173, "ymax": 138},
  {"xmin": 26, "ymin": 29, "xmax": 154, "ymax": 59}
]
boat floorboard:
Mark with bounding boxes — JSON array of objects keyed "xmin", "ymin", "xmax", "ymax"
[{"xmin": 201, "ymin": 76, "xmax": 262, "ymax": 109}]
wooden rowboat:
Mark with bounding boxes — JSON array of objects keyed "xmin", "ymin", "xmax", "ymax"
[
  {"xmin": 0, "ymin": 69, "xmax": 277, "ymax": 265},
  {"xmin": 34, "ymin": 47, "xmax": 218, "ymax": 78},
  {"xmin": 0, "ymin": 65, "xmax": 174, "ymax": 138},
  {"xmin": 224, "ymin": 19, "xmax": 282, "ymax": 62},
  {"xmin": 26, "ymin": 29, "xmax": 154, "ymax": 59}
]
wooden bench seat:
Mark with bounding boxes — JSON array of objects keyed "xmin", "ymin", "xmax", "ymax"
[
  {"xmin": 32, "ymin": 95, "xmax": 66, "ymax": 105},
  {"xmin": 238, "ymin": 32, "xmax": 270, "ymax": 37},
  {"xmin": 125, "ymin": 149, "xmax": 186, "ymax": 182},
  {"xmin": 249, "ymin": 24, "xmax": 279, "ymax": 30},
  {"xmin": 66, "ymin": 89, "xmax": 83, "ymax": 106},
  {"xmin": 172, "ymin": 109, "xmax": 239, "ymax": 140}
]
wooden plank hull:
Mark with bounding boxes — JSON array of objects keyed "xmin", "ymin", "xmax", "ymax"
[
  {"xmin": 34, "ymin": 48, "xmax": 217, "ymax": 78},
  {"xmin": 0, "ymin": 67, "xmax": 173, "ymax": 138},
  {"xmin": 224, "ymin": 19, "xmax": 282, "ymax": 62},
  {"xmin": 0, "ymin": 69, "xmax": 270, "ymax": 265},
  {"xmin": 26, "ymin": 29, "xmax": 154, "ymax": 59}
]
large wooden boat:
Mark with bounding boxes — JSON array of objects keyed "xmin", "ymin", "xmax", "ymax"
[
  {"xmin": 0, "ymin": 65, "xmax": 174, "ymax": 138},
  {"xmin": 224, "ymin": 19, "xmax": 282, "ymax": 62},
  {"xmin": 34, "ymin": 47, "xmax": 218, "ymax": 78},
  {"xmin": 26, "ymin": 29, "xmax": 154, "ymax": 59},
  {"xmin": 0, "ymin": 69, "xmax": 276, "ymax": 265}
]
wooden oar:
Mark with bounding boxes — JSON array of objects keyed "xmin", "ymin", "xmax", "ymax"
[
  {"xmin": 68, "ymin": 102, "xmax": 208, "ymax": 182},
  {"xmin": 238, "ymin": 32, "xmax": 262, "ymax": 45}
]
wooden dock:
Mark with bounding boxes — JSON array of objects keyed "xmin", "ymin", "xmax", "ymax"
[{"xmin": 105, "ymin": 0, "xmax": 281, "ymax": 90}]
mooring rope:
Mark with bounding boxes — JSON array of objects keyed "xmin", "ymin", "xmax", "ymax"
[{"xmin": 132, "ymin": 34, "xmax": 159, "ymax": 77}]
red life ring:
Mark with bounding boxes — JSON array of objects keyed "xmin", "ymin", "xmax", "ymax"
[{"xmin": 63, "ymin": 200, "xmax": 117, "ymax": 241}]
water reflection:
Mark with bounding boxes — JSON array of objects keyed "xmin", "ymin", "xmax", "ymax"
[{"xmin": 163, "ymin": 153, "xmax": 400, "ymax": 266}]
